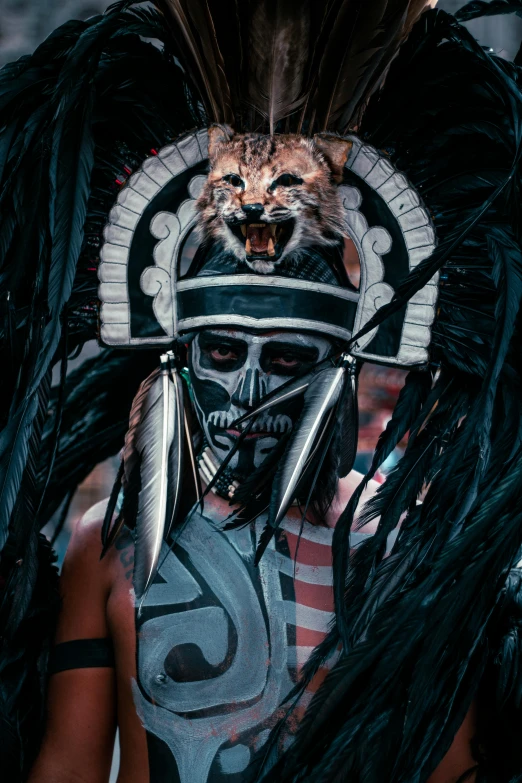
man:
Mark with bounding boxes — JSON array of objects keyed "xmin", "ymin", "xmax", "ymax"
[
  {"xmin": 2, "ymin": 2, "xmax": 521, "ymax": 781},
  {"xmin": 28, "ymin": 325, "xmax": 477, "ymax": 783}
]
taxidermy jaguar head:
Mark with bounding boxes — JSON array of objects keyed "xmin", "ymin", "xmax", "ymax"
[{"xmin": 196, "ymin": 125, "xmax": 352, "ymax": 274}]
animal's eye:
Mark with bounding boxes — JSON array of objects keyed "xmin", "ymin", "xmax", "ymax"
[
  {"xmin": 222, "ymin": 173, "xmax": 244, "ymax": 189},
  {"xmin": 270, "ymin": 173, "xmax": 303, "ymax": 190}
]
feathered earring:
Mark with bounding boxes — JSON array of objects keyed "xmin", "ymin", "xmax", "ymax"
[
  {"xmin": 127, "ymin": 354, "xmax": 174, "ymax": 606},
  {"xmin": 256, "ymin": 354, "xmax": 359, "ymax": 563},
  {"xmin": 115, "ymin": 350, "xmax": 195, "ymax": 609}
]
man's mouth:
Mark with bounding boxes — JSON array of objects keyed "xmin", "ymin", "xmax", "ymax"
[
  {"xmin": 228, "ymin": 220, "xmax": 294, "ymax": 261},
  {"xmin": 226, "ymin": 429, "xmax": 272, "ymax": 439},
  {"xmin": 209, "ymin": 410, "xmax": 292, "ymax": 434}
]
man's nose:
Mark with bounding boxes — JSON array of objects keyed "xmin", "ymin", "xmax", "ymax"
[
  {"xmin": 241, "ymin": 203, "xmax": 264, "ymax": 219},
  {"xmin": 231, "ymin": 368, "xmax": 263, "ymax": 409}
]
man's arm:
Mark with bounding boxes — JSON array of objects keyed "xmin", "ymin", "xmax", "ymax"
[
  {"xmin": 427, "ymin": 705, "xmax": 477, "ymax": 783},
  {"xmin": 28, "ymin": 502, "xmax": 117, "ymax": 783}
]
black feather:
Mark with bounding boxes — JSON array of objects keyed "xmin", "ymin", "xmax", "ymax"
[{"xmin": 100, "ymin": 460, "xmax": 124, "ymax": 557}]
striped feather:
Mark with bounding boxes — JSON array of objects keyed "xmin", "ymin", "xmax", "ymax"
[{"xmin": 130, "ymin": 356, "xmax": 175, "ymax": 604}]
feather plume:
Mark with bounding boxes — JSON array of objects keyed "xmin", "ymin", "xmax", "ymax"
[
  {"xmin": 126, "ymin": 357, "xmax": 174, "ymax": 604},
  {"xmin": 267, "ymin": 364, "xmax": 347, "ymax": 532},
  {"xmin": 246, "ymin": 0, "xmax": 313, "ymax": 133},
  {"xmin": 271, "ymin": 450, "xmax": 522, "ymax": 781},
  {"xmin": 156, "ymin": 0, "xmax": 234, "ymax": 123},
  {"xmin": 370, "ymin": 369, "xmax": 433, "ymax": 475},
  {"xmin": 155, "ymin": 0, "xmax": 431, "ymax": 133},
  {"xmin": 253, "ymin": 370, "xmax": 346, "ymax": 564}
]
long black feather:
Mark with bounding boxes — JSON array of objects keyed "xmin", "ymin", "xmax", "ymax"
[
  {"xmin": 100, "ymin": 460, "xmax": 125, "ymax": 557},
  {"xmin": 0, "ymin": 6, "xmax": 201, "ymax": 773}
]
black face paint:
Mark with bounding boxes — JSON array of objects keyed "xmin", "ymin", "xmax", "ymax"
[{"xmin": 188, "ymin": 329, "xmax": 334, "ymax": 473}]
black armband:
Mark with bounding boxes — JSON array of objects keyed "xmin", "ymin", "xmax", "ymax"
[{"xmin": 48, "ymin": 638, "xmax": 115, "ymax": 675}]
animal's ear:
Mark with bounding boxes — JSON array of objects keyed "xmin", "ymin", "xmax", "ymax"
[
  {"xmin": 208, "ymin": 124, "xmax": 235, "ymax": 162},
  {"xmin": 313, "ymin": 134, "xmax": 352, "ymax": 183}
]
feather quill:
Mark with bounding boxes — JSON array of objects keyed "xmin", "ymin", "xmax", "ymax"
[{"xmin": 166, "ymin": 355, "xmax": 185, "ymax": 537}]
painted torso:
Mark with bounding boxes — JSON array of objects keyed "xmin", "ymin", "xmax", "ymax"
[{"xmin": 132, "ymin": 495, "xmax": 347, "ymax": 783}]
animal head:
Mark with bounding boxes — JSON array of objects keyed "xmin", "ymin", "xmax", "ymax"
[{"xmin": 196, "ymin": 126, "xmax": 352, "ymax": 274}]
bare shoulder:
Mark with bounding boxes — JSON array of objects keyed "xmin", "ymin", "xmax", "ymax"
[
  {"xmin": 56, "ymin": 499, "xmax": 115, "ymax": 642},
  {"xmin": 326, "ymin": 470, "xmax": 381, "ymax": 534},
  {"xmin": 67, "ymin": 498, "xmax": 108, "ymax": 553},
  {"xmin": 63, "ymin": 497, "xmax": 135, "ymax": 587}
]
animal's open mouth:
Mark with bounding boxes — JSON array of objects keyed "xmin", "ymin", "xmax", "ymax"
[{"xmin": 228, "ymin": 220, "xmax": 294, "ymax": 261}]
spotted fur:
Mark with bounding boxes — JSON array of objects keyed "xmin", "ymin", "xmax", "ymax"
[{"xmin": 196, "ymin": 127, "xmax": 352, "ymax": 274}]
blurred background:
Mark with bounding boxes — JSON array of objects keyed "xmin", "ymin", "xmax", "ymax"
[
  {"xmin": 0, "ymin": 0, "xmax": 521, "ymax": 66},
  {"xmin": 1, "ymin": 0, "xmax": 520, "ymax": 565}
]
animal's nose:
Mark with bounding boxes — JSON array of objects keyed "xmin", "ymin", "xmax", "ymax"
[{"xmin": 241, "ymin": 203, "xmax": 264, "ymax": 218}]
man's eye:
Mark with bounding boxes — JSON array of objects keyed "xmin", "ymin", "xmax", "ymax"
[
  {"xmin": 272, "ymin": 355, "xmax": 300, "ymax": 368},
  {"xmin": 222, "ymin": 174, "xmax": 244, "ymax": 189},
  {"xmin": 209, "ymin": 347, "xmax": 237, "ymax": 362},
  {"xmin": 270, "ymin": 173, "xmax": 303, "ymax": 189}
]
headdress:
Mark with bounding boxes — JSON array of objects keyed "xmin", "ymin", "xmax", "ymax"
[{"xmin": 0, "ymin": 1, "xmax": 521, "ymax": 781}]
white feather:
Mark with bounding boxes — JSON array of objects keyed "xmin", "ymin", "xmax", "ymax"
[
  {"xmin": 134, "ymin": 357, "xmax": 175, "ymax": 604},
  {"xmin": 272, "ymin": 366, "xmax": 345, "ymax": 528}
]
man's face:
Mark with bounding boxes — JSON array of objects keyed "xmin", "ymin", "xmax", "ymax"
[{"xmin": 188, "ymin": 329, "xmax": 333, "ymax": 473}]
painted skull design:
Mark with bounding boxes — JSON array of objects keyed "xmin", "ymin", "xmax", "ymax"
[{"xmin": 189, "ymin": 329, "xmax": 333, "ymax": 473}]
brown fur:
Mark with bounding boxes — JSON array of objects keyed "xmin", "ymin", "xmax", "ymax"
[{"xmin": 196, "ymin": 127, "xmax": 352, "ymax": 273}]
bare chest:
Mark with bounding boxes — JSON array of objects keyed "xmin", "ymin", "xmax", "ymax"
[{"xmin": 108, "ymin": 506, "xmax": 337, "ymax": 783}]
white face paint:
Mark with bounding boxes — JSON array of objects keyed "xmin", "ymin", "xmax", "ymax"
[{"xmin": 189, "ymin": 329, "xmax": 334, "ymax": 473}]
